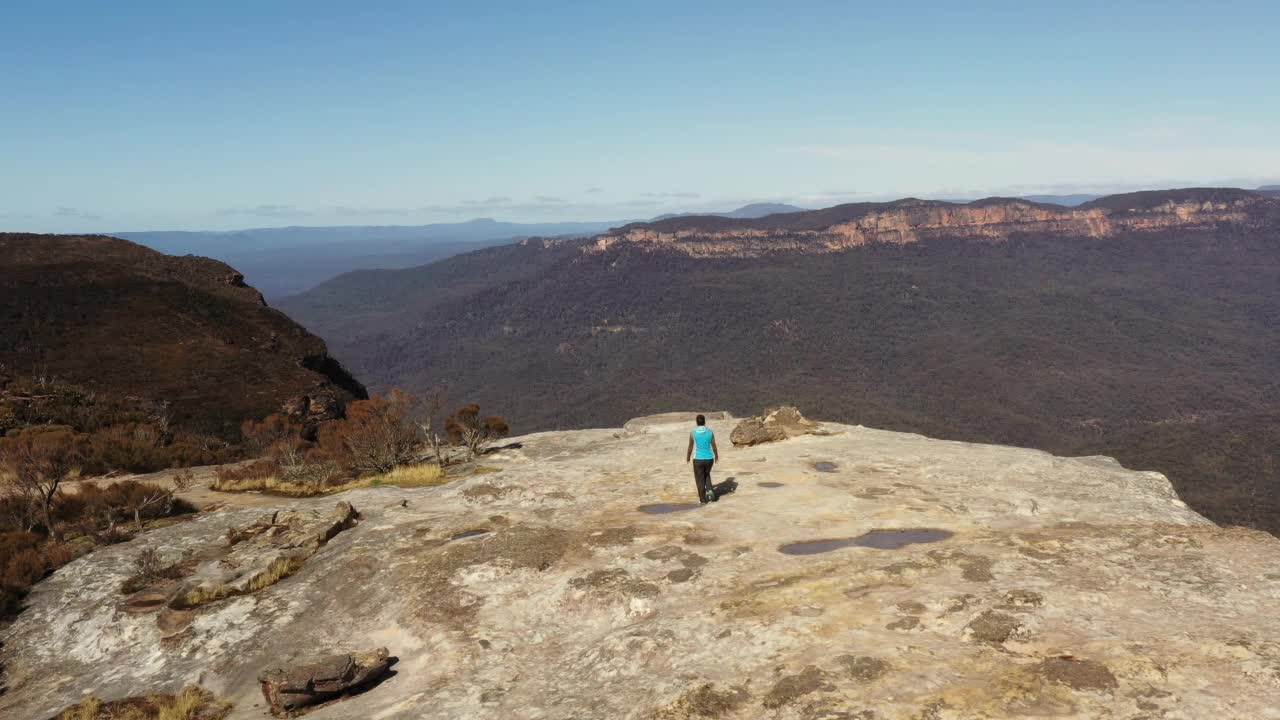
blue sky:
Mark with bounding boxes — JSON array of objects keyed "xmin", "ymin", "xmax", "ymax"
[{"xmin": 3, "ymin": 1, "xmax": 1279, "ymax": 232}]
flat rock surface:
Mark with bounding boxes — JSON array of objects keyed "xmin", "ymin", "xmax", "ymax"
[{"xmin": 5, "ymin": 417, "xmax": 1280, "ymax": 719}]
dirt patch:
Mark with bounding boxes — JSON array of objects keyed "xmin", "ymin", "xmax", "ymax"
[
  {"xmin": 854, "ymin": 487, "xmax": 893, "ymax": 499},
  {"xmin": 896, "ymin": 600, "xmax": 926, "ymax": 614},
  {"xmin": 682, "ymin": 530, "xmax": 718, "ymax": 546},
  {"xmin": 942, "ymin": 594, "xmax": 978, "ymax": 615},
  {"xmin": 762, "ymin": 666, "xmax": 833, "ymax": 709},
  {"xmin": 924, "ymin": 549, "xmax": 994, "ymax": 582},
  {"xmin": 1035, "ymin": 656, "xmax": 1118, "ymax": 692},
  {"xmin": 966, "ymin": 610, "xmax": 1023, "ymax": 644},
  {"xmin": 678, "ymin": 553, "xmax": 709, "ymax": 569},
  {"xmin": 955, "ymin": 556, "xmax": 994, "ymax": 582},
  {"xmin": 411, "ymin": 524, "xmax": 574, "ymax": 629},
  {"xmin": 835, "ymin": 655, "xmax": 890, "ymax": 683},
  {"xmin": 645, "ymin": 545, "xmax": 686, "ymax": 561},
  {"xmin": 585, "ymin": 526, "xmax": 638, "ymax": 547},
  {"xmin": 667, "ymin": 568, "xmax": 695, "ymax": 583},
  {"xmin": 654, "ymin": 683, "xmax": 750, "ymax": 718},
  {"xmin": 462, "ymin": 484, "xmax": 511, "ymax": 502},
  {"xmin": 886, "ymin": 616, "xmax": 921, "ymax": 631},
  {"xmin": 569, "ymin": 568, "xmax": 660, "ymax": 599},
  {"xmin": 999, "ymin": 589, "xmax": 1045, "ymax": 610}
]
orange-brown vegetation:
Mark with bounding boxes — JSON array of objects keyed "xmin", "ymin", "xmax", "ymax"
[
  {"xmin": 0, "ymin": 478, "xmax": 192, "ymax": 622},
  {"xmin": 212, "ymin": 391, "xmax": 494, "ymax": 495},
  {"xmin": 445, "ymin": 403, "xmax": 510, "ymax": 460},
  {"xmin": 318, "ymin": 390, "xmax": 421, "ymax": 475}
]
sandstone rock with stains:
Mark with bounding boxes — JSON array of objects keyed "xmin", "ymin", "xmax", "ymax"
[
  {"xmin": 258, "ymin": 647, "xmax": 392, "ymax": 715},
  {"xmin": 4, "ymin": 415, "xmax": 1280, "ymax": 719},
  {"xmin": 730, "ymin": 405, "xmax": 823, "ymax": 447}
]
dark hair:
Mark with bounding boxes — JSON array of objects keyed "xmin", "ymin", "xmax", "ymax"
[{"xmin": 695, "ymin": 414, "xmax": 706, "ymax": 425}]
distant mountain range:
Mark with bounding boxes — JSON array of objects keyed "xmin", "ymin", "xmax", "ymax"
[
  {"xmin": 650, "ymin": 202, "xmax": 809, "ymax": 221},
  {"xmin": 113, "ymin": 207, "xmax": 811, "ymax": 296},
  {"xmin": 278, "ymin": 187, "xmax": 1280, "ymax": 536},
  {"xmin": 115, "ymin": 219, "xmax": 626, "ymax": 297},
  {"xmin": 109, "ymin": 190, "xmax": 1280, "ymax": 296}
]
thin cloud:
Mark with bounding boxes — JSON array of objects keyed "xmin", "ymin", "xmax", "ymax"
[
  {"xmin": 534, "ymin": 195, "xmax": 566, "ymax": 203},
  {"xmin": 641, "ymin": 191, "xmax": 701, "ymax": 199},
  {"xmin": 54, "ymin": 206, "xmax": 102, "ymax": 220},
  {"xmin": 333, "ymin": 206, "xmax": 414, "ymax": 217},
  {"xmin": 215, "ymin": 204, "xmax": 312, "ymax": 218},
  {"xmin": 584, "ymin": 187, "xmax": 604, "ymax": 194}
]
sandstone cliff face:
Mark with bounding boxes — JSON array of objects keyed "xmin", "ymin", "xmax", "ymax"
[
  {"xmin": 5, "ymin": 416, "xmax": 1280, "ymax": 719},
  {"xmin": 588, "ymin": 193, "xmax": 1273, "ymax": 259}
]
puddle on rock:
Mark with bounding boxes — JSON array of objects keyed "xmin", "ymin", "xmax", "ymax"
[
  {"xmin": 758, "ymin": 482, "xmax": 785, "ymax": 488},
  {"xmin": 450, "ymin": 529, "xmax": 490, "ymax": 541},
  {"xmin": 778, "ymin": 529, "xmax": 953, "ymax": 555},
  {"xmin": 638, "ymin": 503, "xmax": 702, "ymax": 514},
  {"xmin": 813, "ymin": 462, "xmax": 839, "ymax": 473}
]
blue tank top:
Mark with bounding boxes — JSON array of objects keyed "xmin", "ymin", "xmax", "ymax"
[{"xmin": 692, "ymin": 426, "xmax": 715, "ymax": 460}]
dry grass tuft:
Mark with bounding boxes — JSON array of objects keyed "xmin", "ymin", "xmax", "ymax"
[
  {"xmin": 211, "ymin": 462, "xmax": 446, "ymax": 496},
  {"xmin": 171, "ymin": 555, "xmax": 304, "ymax": 609},
  {"xmin": 49, "ymin": 686, "xmax": 231, "ymax": 720},
  {"xmin": 365, "ymin": 463, "xmax": 446, "ymax": 488},
  {"xmin": 210, "ymin": 474, "xmax": 283, "ymax": 493}
]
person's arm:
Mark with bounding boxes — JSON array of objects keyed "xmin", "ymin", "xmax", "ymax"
[
  {"xmin": 685, "ymin": 433, "xmax": 693, "ymax": 463},
  {"xmin": 711, "ymin": 435, "xmax": 720, "ymax": 462}
]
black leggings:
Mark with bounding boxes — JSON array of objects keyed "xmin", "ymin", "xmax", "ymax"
[{"xmin": 693, "ymin": 459, "xmax": 715, "ymax": 502}]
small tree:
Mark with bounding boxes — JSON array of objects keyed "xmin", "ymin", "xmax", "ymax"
[
  {"xmin": 445, "ymin": 403, "xmax": 510, "ymax": 460},
  {"xmin": 240, "ymin": 413, "xmax": 304, "ymax": 456},
  {"xmin": 319, "ymin": 389, "xmax": 420, "ymax": 476},
  {"xmin": 414, "ymin": 389, "xmax": 448, "ymax": 467},
  {"xmin": 0, "ymin": 426, "xmax": 86, "ymax": 540}
]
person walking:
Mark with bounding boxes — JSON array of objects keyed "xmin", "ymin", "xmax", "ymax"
[{"xmin": 685, "ymin": 414, "xmax": 720, "ymax": 503}]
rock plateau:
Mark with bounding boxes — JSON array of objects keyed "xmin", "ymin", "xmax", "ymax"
[{"xmin": 4, "ymin": 415, "xmax": 1280, "ymax": 719}]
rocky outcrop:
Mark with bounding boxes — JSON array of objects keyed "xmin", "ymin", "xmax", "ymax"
[
  {"xmin": 730, "ymin": 406, "xmax": 824, "ymax": 446},
  {"xmin": 115, "ymin": 502, "xmax": 360, "ymax": 628},
  {"xmin": 281, "ymin": 392, "xmax": 344, "ymax": 426},
  {"xmin": 0, "ymin": 233, "xmax": 368, "ymax": 436},
  {"xmin": 258, "ymin": 648, "xmax": 393, "ymax": 716},
  {"xmin": 5, "ymin": 415, "xmax": 1280, "ymax": 719},
  {"xmin": 586, "ymin": 191, "xmax": 1277, "ymax": 259}
]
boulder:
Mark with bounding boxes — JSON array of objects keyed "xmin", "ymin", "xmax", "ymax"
[
  {"xmin": 281, "ymin": 392, "xmax": 343, "ymax": 425},
  {"xmin": 258, "ymin": 647, "xmax": 393, "ymax": 715},
  {"xmin": 730, "ymin": 406, "xmax": 822, "ymax": 447}
]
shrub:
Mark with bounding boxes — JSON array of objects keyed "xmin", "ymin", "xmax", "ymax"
[
  {"xmin": 445, "ymin": 403, "xmax": 510, "ymax": 460},
  {"xmin": 79, "ymin": 425, "xmax": 231, "ymax": 476},
  {"xmin": 240, "ymin": 413, "xmax": 304, "ymax": 455},
  {"xmin": 318, "ymin": 390, "xmax": 420, "ymax": 476},
  {"xmin": 1, "ymin": 531, "xmax": 62, "ymax": 617},
  {"xmin": 212, "ymin": 459, "xmax": 280, "ymax": 491},
  {"xmin": 120, "ymin": 548, "xmax": 189, "ymax": 594},
  {"xmin": 0, "ymin": 480, "xmax": 192, "ymax": 622},
  {"xmin": 0, "ymin": 425, "xmax": 87, "ymax": 539},
  {"xmin": 76, "ymin": 481, "xmax": 181, "ymax": 534}
]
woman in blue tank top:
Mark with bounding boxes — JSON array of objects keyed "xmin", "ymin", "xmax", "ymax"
[{"xmin": 685, "ymin": 414, "xmax": 720, "ymax": 503}]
